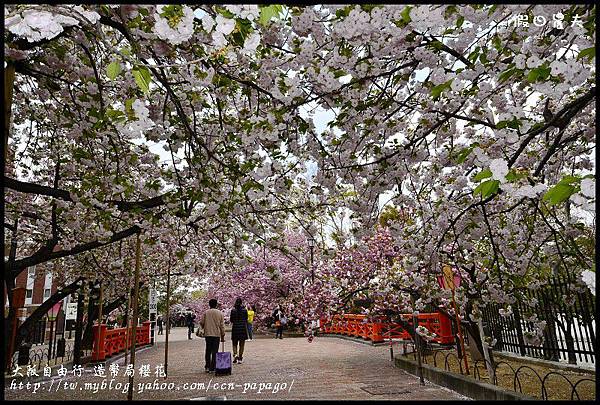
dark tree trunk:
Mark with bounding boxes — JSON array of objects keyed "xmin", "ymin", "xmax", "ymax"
[
  {"xmin": 81, "ymin": 286, "xmax": 98, "ymax": 351},
  {"xmin": 542, "ymin": 314, "xmax": 560, "ymax": 361},
  {"xmin": 561, "ymin": 322, "xmax": 577, "ymax": 364},
  {"xmin": 512, "ymin": 305, "xmax": 527, "ymax": 356}
]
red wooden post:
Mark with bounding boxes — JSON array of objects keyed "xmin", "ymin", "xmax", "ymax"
[
  {"xmin": 92, "ymin": 324, "xmax": 107, "ymax": 361},
  {"xmin": 345, "ymin": 316, "xmax": 351, "ymax": 336},
  {"xmin": 371, "ymin": 321, "xmax": 384, "ymax": 343},
  {"xmin": 437, "ymin": 311, "xmax": 454, "ymax": 344},
  {"xmin": 120, "ymin": 328, "xmax": 126, "ymax": 354},
  {"xmin": 141, "ymin": 321, "xmax": 151, "ymax": 345},
  {"xmin": 105, "ymin": 329, "xmax": 113, "ymax": 357},
  {"xmin": 362, "ymin": 322, "xmax": 370, "ymax": 340}
]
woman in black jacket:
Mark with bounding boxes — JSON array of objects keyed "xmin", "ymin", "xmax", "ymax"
[{"xmin": 230, "ymin": 298, "xmax": 248, "ymax": 364}]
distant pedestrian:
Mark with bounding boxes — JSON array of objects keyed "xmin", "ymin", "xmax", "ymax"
[
  {"xmin": 186, "ymin": 312, "xmax": 196, "ymax": 340},
  {"xmin": 230, "ymin": 298, "xmax": 248, "ymax": 363},
  {"xmin": 157, "ymin": 316, "xmax": 164, "ymax": 335},
  {"xmin": 272, "ymin": 305, "xmax": 285, "ymax": 339},
  {"xmin": 199, "ymin": 299, "xmax": 225, "ymax": 373},
  {"xmin": 246, "ymin": 305, "xmax": 255, "ymax": 341}
]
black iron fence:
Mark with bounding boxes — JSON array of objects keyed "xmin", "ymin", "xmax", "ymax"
[
  {"xmin": 400, "ymin": 343, "xmax": 596, "ymax": 400},
  {"xmin": 7, "ymin": 313, "xmax": 83, "ymax": 373},
  {"xmin": 30, "ymin": 319, "xmax": 47, "ymax": 344},
  {"xmin": 481, "ymin": 272, "xmax": 596, "ymax": 365}
]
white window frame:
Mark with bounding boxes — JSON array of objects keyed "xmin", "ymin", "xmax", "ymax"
[
  {"xmin": 43, "ymin": 271, "xmax": 53, "ymax": 302},
  {"xmin": 25, "ymin": 266, "xmax": 36, "ymax": 305}
]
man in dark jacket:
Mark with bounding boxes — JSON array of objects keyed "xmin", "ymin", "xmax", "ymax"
[
  {"xmin": 186, "ymin": 312, "xmax": 196, "ymax": 340},
  {"xmin": 230, "ymin": 298, "xmax": 248, "ymax": 364},
  {"xmin": 157, "ymin": 316, "xmax": 164, "ymax": 335}
]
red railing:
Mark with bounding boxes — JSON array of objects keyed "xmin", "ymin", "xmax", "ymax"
[
  {"xmin": 92, "ymin": 321, "xmax": 151, "ymax": 361},
  {"xmin": 319, "ymin": 312, "xmax": 453, "ymax": 344}
]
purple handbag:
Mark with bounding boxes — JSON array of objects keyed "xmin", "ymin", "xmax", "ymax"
[{"xmin": 215, "ymin": 341, "xmax": 232, "ymax": 376}]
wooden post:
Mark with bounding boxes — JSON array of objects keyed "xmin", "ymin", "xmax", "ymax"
[
  {"xmin": 127, "ymin": 233, "xmax": 141, "ymax": 401},
  {"xmin": 124, "ymin": 253, "xmax": 132, "ymax": 365},
  {"xmin": 97, "ymin": 282, "xmax": 104, "ymax": 326},
  {"xmin": 164, "ymin": 265, "xmax": 171, "ymax": 379}
]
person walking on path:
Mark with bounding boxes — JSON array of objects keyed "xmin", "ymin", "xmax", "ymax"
[
  {"xmin": 157, "ymin": 316, "xmax": 164, "ymax": 335},
  {"xmin": 272, "ymin": 305, "xmax": 286, "ymax": 339},
  {"xmin": 230, "ymin": 298, "xmax": 248, "ymax": 363},
  {"xmin": 246, "ymin": 305, "xmax": 255, "ymax": 341},
  {"xmin": 199, "ymin": 299, "xmax": 225, "ymax": 373},
  {"xmin": 186, "ymin": 312, "xmax": 196, "ymax": 340}
]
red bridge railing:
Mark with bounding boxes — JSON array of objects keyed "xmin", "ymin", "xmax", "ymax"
[
  {"xmin": 92, "ymin": 321, "xmax": 151, "ymax": 361},
  {"xmin": 319, "ymin": 312, "xmax": 453, "ymax": 344}
]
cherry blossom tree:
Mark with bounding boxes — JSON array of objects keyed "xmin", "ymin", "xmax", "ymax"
[{"xmin": 4, "ymin": 4, "xmax": 595, "ymax": 358}]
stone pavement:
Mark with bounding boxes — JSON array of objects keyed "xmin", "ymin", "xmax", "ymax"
[{"xmin": 5, "ymin": 327, "xmax": 468, "ymax": 400}]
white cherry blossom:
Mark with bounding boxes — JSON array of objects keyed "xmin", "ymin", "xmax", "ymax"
[
  {"xmin": 153, "ymin": 5, "xmax": 194, "ymax": 45},
  {"xmin": 489, "ymin": 158, "xmax": 509, "ymax": 183},
  {"xmin": 580, "ymin": 178, "xmax": 595, "ymax": 198}
]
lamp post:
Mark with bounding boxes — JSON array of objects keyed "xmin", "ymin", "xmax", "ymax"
[
  {"xmin": 437, "ymin": 265, "xmax": 469, "ymax": 375},
  {"xmin": 307, "ymin": 236, "xmax": 315, "ymax": 282}
]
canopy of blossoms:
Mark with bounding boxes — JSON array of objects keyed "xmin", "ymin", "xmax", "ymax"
[{"xmin": 4, "ymin": 4, "xmax": 595, "ymax": 350}]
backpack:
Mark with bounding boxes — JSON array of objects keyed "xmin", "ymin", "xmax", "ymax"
[{"xmin": 280, "ymin": 316, "xmax": 288, "ymax": 326}]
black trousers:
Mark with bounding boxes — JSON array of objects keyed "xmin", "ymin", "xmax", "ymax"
[
  {"xmin": 188, "ymin": 324, "xmax": 194, "ymax": 338},
  {"xmin": 276, "ymin": 325, "xmax": 284, "ymax": 338},
  {"xmin": 205, "ymin": 336, "xmax": 220, "ymax": 370}
]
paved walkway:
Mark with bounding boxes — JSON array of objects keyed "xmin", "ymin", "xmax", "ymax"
[{"xmin": 5, "ymin": 327, "xmax": 467, "ymax": 400}]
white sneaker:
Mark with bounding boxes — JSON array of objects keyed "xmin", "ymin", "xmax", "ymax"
[{"xmin": 238, "ymin": 358, "xmax": 243, "ymax": 364}]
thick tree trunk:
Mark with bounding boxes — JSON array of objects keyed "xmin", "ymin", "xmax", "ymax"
[
  {"xmin": 440, "ymin": 305, "xmax": 492, "ymax": 367},
  {"xmin": 82, "ymin": 287, "xmax": 98, "ymax": 351},
  {"xmin": 542, "ymin": 306, "xmax": 560, "ymax": 362},
  {"xmin": 512, "ymin": 305, "xmax": 527, "ymax": 356}
]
